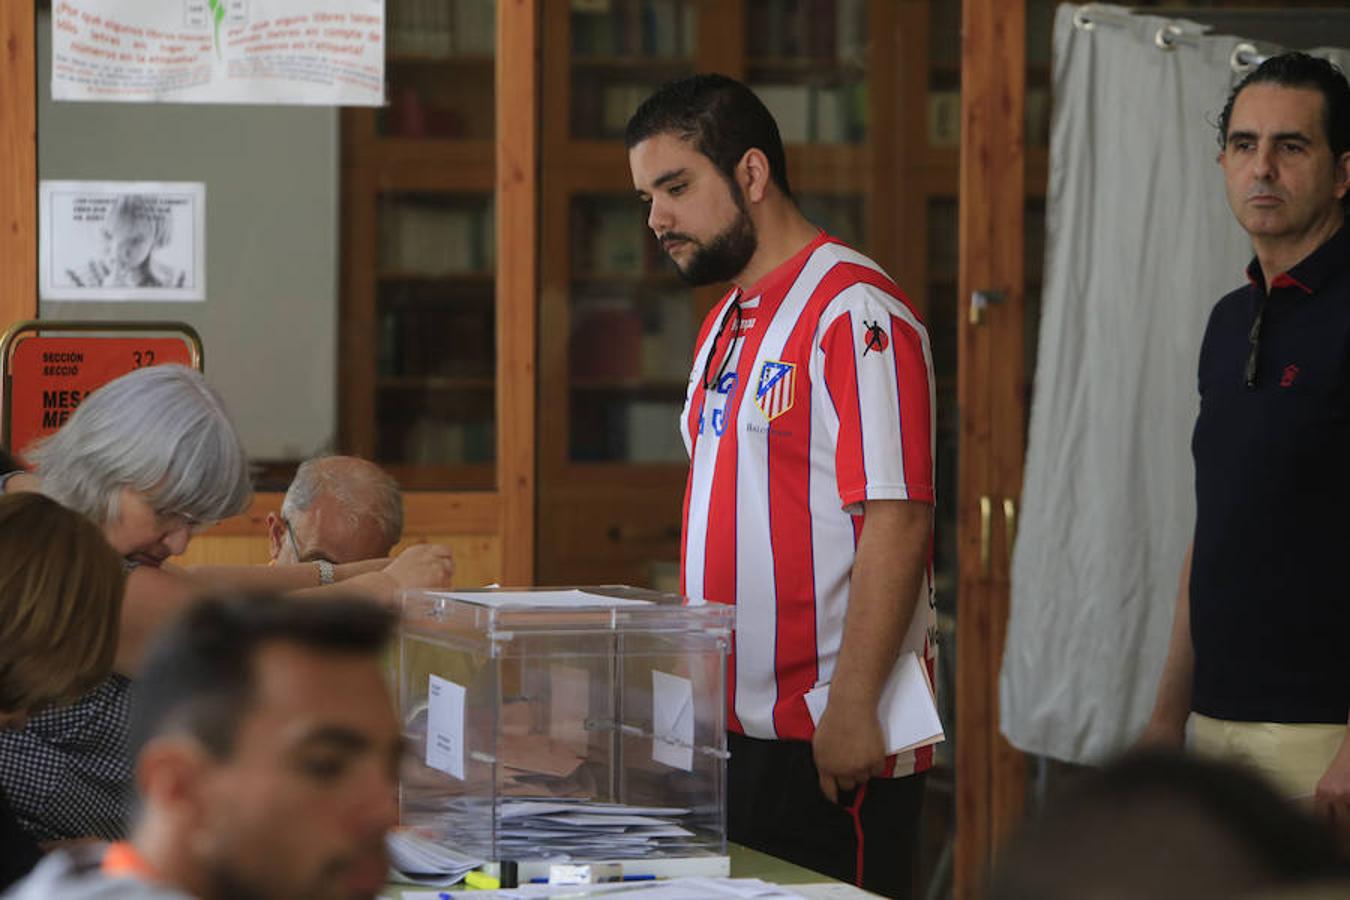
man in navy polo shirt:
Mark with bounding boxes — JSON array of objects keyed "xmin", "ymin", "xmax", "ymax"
[{"xmin": 1141, "ymin": 53, "xmax": 1350, "ymax": 831}]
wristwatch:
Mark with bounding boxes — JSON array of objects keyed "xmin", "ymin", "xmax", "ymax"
[{"xmin": 316, "ymin": 559, "xmax": 335, "ymax": 586}]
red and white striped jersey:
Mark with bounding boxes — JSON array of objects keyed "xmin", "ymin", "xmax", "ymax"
[{"xmin": 679, "ymin": 233, "xmax": 937, "ymax": 776}]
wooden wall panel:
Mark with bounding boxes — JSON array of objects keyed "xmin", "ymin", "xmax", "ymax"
[
  {"xmin": 0, "ymin": 4, "xmax": 36, "ymax": 333},
  {"xmin": 174, "ymin": 492, "xmax": 505, "ymax": 588},
  {"xmin": 177, "ymin": 533, "xmax": 502, "ymax": 590}
]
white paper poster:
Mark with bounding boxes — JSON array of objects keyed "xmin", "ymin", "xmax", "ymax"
[
  {"xmin": 40, "ymin": 180, "xmax": 206, "ymax": 302},
  {"xmin": 51, "ymin": 0, "xmax": 384, "ymax": 106},
  {"xmin": 425, "ymin": 674, "xmax": 466, "ymax": 780}
]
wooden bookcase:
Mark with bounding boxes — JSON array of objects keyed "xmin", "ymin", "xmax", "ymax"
[
  {"xmin": 337, "ymin": 0, "xmax": 536, "ymax": 584},
  {"xmin": 339, "ymin": 1, "xmax": 498, "ymax": 492}
]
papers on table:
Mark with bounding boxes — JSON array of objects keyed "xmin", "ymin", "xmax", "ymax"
[
  {"xmin": 495, "ymin": 799, "xmax": 697, "ymax": 860},
  {"xmin": 803, "ymin": 651, "xmax": 944, "ymax": 755},
  {"xmin": 386, "ymin": 828, "xmax": 483, "ymax": 886},
  {"xmin": 417, "ymin": 798, "xmax": 702, "ymax": 862},
  {"xmin": 401, "ymin": 877, "xmax": 813, "ymax": 899},
  {"xmin": 431, "ymin": 589, "xmax": 655, "ymax": 609}
]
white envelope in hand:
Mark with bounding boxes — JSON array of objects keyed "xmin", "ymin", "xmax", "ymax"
[{"xmin": 803, "ymin": 651, "xmax": 944, "ymax": 755}]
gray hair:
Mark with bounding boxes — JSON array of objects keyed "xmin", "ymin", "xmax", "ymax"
[
  {"xmin": 29, "ymin": 365, "xmax": 252, "ymax": 526},
  {"xmin": 281, "ymin": 456, "xmax": 403, "ymax": 549}
]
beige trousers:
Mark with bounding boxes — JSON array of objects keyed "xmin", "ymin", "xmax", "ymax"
[{"xmin": 1190, "ymin": 713, "xmax": 1346, "ymax": 800}]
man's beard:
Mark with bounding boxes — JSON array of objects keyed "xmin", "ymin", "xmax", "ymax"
[{"xmin": 666, "ymin": 203, "xmax": 758, "ymax": 287}]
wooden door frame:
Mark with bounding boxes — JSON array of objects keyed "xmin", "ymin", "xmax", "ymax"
[
  {"xmin": 955, "ymin": 0, "xmax": 1029, "ymax": 897},
  {"xmin": 0, "ymin": 4, "xmax": 37, "ymax": 331},
  {"xmin": 496, "ymin": 0, "xmax": 540, "ymax": 586}
]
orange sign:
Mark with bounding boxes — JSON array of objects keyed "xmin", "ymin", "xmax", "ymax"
[{"xmin": 7, "ymin": 336, "xmax": 195, "ymax": 457}]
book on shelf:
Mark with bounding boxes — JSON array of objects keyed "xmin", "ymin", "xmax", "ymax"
[
  {"xmin": 750, "ymin": 82, "xmax": 866, "ymax": 143},
  {"xmin": 380, "ymin": 200, "xmax": 493, "ymax": 275},
  {"xmin": 402, "ymin": 417, "xmax": 495, "ymax": 465},
  {"xmin": 384, "ymin": 304, "xmax": 494, "ymax": 378},
  {"xmin": 835, "ymin": 0, "xmax": 866, "ymax": 66},
  {"xmin": 570, "ymin": 300, "xmax": 643, "ymax": 379},
  {"xmin": 754, "ymin": 84, "xmax": 810, "ymax": 143},
  {"xmin": 600, "ymin": 83, "xmax": 654, "ymax": 139},
  {"xmin": 572, "ymin": 200, "xmax": 646, "ymax": 275},
  {"xmin": 640, "ymin": 291, "xmax": 693, "ymax": 381},
  {"xmin": 388, "ymin": 0, "xmax": 451, "ymax": 59},
  {"xmin": 926, "ymin": 199, "xmax": 958, "ymax": 276},
  {"xmin": 798, "ymin": 195, "xmax": 864, "ymax": 249},
  {"xmin": 626, "ymin": 400, "xmax": 685, "ymax": 462},
  {"xmin": 387, "ymin": 0, "xmax": 493, "ymax": 59},
  {"xmin": 928, "ymin": 90, "xmax": 961, "ymax": 148},
  {"xmin": 749, "ymin": 0, "xmax": 865, "ymax": 61},
  {"xmin": 571, "ymin": 0, "xmax": 695, "ymax": 59},
  {"xmin": 453, "ymin": 0, "xmax": 495, "ymax": 56}
]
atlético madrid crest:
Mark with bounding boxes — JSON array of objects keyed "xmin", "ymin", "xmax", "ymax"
[{"xmin": 755, "ymin": 360, "xmax": 796, "ymax": 421}]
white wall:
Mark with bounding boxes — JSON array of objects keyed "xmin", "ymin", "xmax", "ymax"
[{"xmin": 35, "ymin": 12, "xmax": 340, "ymax": 462}]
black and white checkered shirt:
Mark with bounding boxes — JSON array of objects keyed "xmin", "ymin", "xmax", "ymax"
[
  {"xmin": 0, "ymin": 476, "xmax": 136, "ymax": 841},
  {"xmin": 0, "ymin": 674, "xmax": 134, "ymax": 842}
]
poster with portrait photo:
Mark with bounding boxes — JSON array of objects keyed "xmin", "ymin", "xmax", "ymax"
[{"xmin": 39, "ymin": 181, "xmax": 206, "ymax": 302}]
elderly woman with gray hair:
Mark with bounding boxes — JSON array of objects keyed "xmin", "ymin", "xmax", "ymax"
[{"xmin": 0, "ymin": 364, "xmax": 455, "ymax": 843}]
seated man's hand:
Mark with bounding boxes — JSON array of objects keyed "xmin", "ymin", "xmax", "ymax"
[
  {"xmin": 812, "ymin": 700, "xmax": 887, "ymax": 804},
  {"xmin": 382, "ymin": 543, "xmax": 456, "ymax": 592}
]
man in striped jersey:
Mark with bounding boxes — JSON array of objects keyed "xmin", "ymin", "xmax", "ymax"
[{"xmin": 627, "ymin": 75, "xmax": 937, "ymax": 897}]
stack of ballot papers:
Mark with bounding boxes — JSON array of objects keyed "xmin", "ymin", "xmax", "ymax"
[
  {"xmin": 387, "ymin": 827, "xmax": 484, "ymax": 885},
  {"xmin": 426, "ymin": 798, "xmax": 701, "ymax": 861}
]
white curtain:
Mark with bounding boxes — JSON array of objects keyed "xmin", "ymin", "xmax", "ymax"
[{"xmin": 999, "ymin": 3, "xmax": 1350, "ymax": 764}]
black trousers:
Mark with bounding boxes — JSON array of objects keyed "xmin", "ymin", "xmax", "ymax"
[{"xmin": 727, "ymin": 731, "xmax": 925, "ymax": 899}]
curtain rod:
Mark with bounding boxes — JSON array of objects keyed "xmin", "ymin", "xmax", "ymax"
[{"xmin": 1072, "ymin": 4, "xmax": 1270, "ymax": 73}]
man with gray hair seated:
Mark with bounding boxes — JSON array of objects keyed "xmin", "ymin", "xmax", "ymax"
[{"xmin": 267, "ymin": 456, "xmax": 403, "ymax": 568}]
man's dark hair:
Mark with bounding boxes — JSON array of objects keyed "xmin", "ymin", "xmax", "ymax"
[
  {"xmin": 986, "ymin": 750, "xmax": 1349, "ymax": 900},
  {"xmin": 625, "ymin": 73, "xmax": 793, "ymax": 198},
  {"xmin": 1218, "ymin": 52, "xmax": 1350, "ymax": 212},
  {"xmin": 129, "ymin": 592, "xmax": 396, "ymax": 759}
]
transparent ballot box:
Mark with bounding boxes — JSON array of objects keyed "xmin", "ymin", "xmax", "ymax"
[{"xmin": 397, "ymin": 587, "xmax": 734, "ymax": 875}]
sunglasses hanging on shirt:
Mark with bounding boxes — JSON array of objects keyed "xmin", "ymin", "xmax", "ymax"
[
  {"xmin": 1245, "ymin": 294, "xmax": 1267, "ymax": 389},
  {"xmin": 701, "ymin": 292, "xmax": 744, "ymax": 392}
]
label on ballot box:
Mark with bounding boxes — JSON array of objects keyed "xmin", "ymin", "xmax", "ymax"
[{"xmin": 426, "ymin": 675, "xmax": 467, "ymax": 780}]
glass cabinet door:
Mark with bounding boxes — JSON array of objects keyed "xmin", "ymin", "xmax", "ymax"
[
  {"xmin": 567, "ymin": 194, "xmax": 692, "ymax": 464},
  {"xmin": 341, "ymin": 0, "xmax": 497, "ymax": 490},
  {"xmin": 745, "ymin": 0, "xmax": 870, "ymax": 145},
  {"xmin": 383, "ymin": 0, "xmax": 495, "ymax": 140},
  {"xmin": 569, "ymin": 0, "xmax": 698, "ymax": 141},
  {"xmin": 373, "ymin": 191, "xmax": 496, "ymax": 487}
]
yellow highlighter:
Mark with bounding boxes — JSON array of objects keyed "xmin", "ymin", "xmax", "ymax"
[{"xmin": 463, "ymin": 870, "xmax": 500, "ymax": 891}]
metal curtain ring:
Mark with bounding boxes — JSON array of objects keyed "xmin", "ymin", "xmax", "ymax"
[
  {"xmin": 1072, "ymin": 8, "xmax": 1095, "ymax": 32},
  {"xmin": 1155, "ymin": 24, "xmax": 1183, "ymax": 51},
  {"xmin": 1230, "ymin": 42, "xmax": 1261, "ymax": 73}
]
